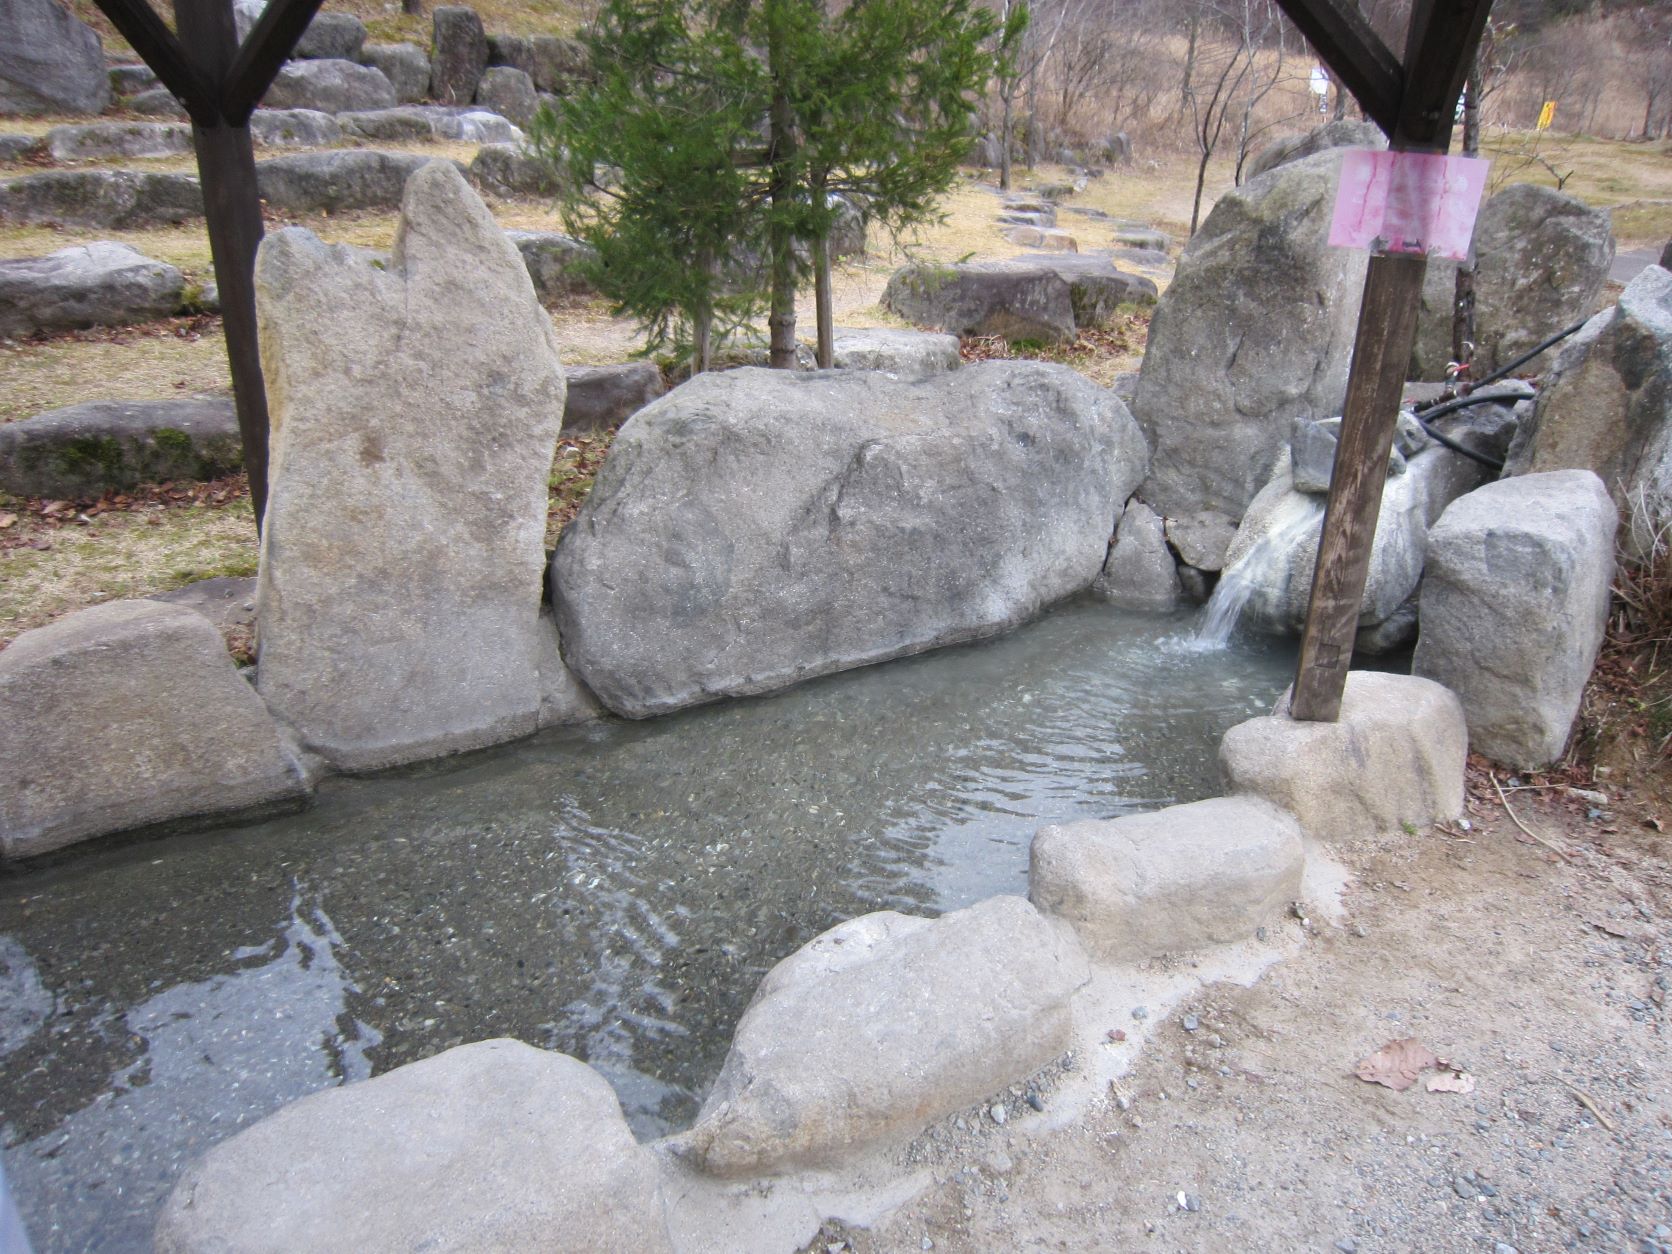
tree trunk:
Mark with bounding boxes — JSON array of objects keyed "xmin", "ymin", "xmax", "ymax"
[
  {"xmin": 813, "ymin": 231, "xmax": 833, "ymax": 368},
  {"xmin": 765, "ymin": 0, "xmax": 798, "ymax": 370},
  {"xmin": 1333, "ymin": 80, "xmax": 1347, "ymax": 120},
  {"xmin": 401, "ymin": 0, "xmax": 422, "ymax": 15},
  {"xmin": 693, "ymin": 249, "xmax": 714, "ymax": 374},
  {"xmin": 1190, "ymin": 143, "xmax": 1210, "ymax": 235},
  {"xmin": 1179, "ymin": 13, "xmax": 1198, "ymax": 118},
  {"xmin": 999, "ymin": 87, "xmax": 1014, "ymax": 189},
  {"xmin": 1452, "ymin": 63, "xmax": 1482, "ymax": 372}
]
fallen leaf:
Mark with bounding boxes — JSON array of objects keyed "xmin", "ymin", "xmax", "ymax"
[
  {"xmin": 1427, "ymin": 1070, "xmax": 1477, "ymax": 1094},
  {"xmin": 1356, "ymin": 1038, "xmax": 1440, "ymax": 1091},
  {"xmin": 0, "ymin": 512, "xmax": 15, "ymax": 528}
]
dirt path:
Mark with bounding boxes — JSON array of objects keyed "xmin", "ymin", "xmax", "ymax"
[{"xmin": 808, "ymin": 771, "xmax": 1672, "ymax": 1254}]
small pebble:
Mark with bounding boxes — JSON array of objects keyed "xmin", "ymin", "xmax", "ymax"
[
  {"xmin": 1335, "ymin": 1240, "xmax": 1358, "ymax": 1254},
  {"xmin": 921, "ymin": 1240, "xmax": 934, "ymax": 1251},
  {"xmin": 1182, "ymin": 1014, "xmax": 1200, "ymax": 1032},
  {"xmin": 1026, "ymin": 1092, "xmax": 1045, "ymax": 1112},
  {"xmin": 1454, "ymin": 1176, "xmax": 1479, "ymax": 1200},
  {"xmin": 1183, "ymin": 1194, "xmax": 1201, "ymax": 1213},
  {"xmin": 989, "ymin": 1104, "xmax": 1007, "ymax": 1125},
  {"xmin": 1132, "ymin": 1006, "xmax": 1149, "ymax": 1021},
  {"xmin": 1494, "ymin": 1245, "xmax": 1517, "ymax": 1254}
]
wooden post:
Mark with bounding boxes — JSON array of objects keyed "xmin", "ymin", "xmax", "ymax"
[{"xmin": 1288, "ymin": 250, "xmax": 1428, "ymax": 722}]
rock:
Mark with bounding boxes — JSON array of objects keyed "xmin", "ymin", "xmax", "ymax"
[
  {"xmin": 109, "ymin": 64, "xmax": 159, "ymax": 96},
  {"xmin": 561, "ymin": 361, "xmax": 664, "ymax": 434},
  {"xmin": 1503, "ymin": 265, "xmax": 1672, "ymax": 559},
  {"xmin": 149, "ymin": 575, "xmax": 257, "ymax": 633},
  {"xmin": 1111, "ymin": 225, "xmax": 1169, "ymax": 252},
  {"xmin": 1471, "ymin": 184, "xmax": 1614, "ymax": 378},
  {"xmin": 128, "ymin": 87, "xmax": 188, "ymax": 118},
  {"xmin": 469, "ymin": 142, "xmax": 562, "ymax": 199},
  {"xmin": 255, "ymin": 161, "xmax": 565, "ymax": 771},
  {"xmin": 1025, "ymin": 254, "xmax": 1159, "ymax": 326},
  {"xmin": 295, "ymin": 11, "xmax": 366, "ymax": 61},
  {"xmin": 1410, "ymin": 257, "xmax": 1462, "ymax": 381},
  {"xmin": 0, "ymin": 242, "xmax": 184, "ymax": 340},
  {"xmin": 1244, "ymin": 118, "xmax": 1386, "ymax": 182},
  {"xmin": 231, "ymin": 0, "xmax": 265, "ymax": 42},
  {"xmin": 1093, "ymin": 500, "xmax": 1180, "ymax": 611},
  {"xmin": 431, "ymin": 5, "xmax": 489, "ymax": 106},
  {"xmin": 552, "ymin": 361, "xmax": 1145, "ymax": 717},
  {"xmin": 434, "ymin": 110, "xmax": 521, "ymax": 143},
  {"xmin": 0, "ymin": 602, "xmax": 310, "ymax": 862},
  {"xmin": 1005, "ymin": 225, "xmax": 1078, "ymax": 251},
  {"xmin": 671, "ymin": 897, "xmax": 1089, "ymax": 1176},
  {"xmin": 0, "ymin": 133, "xmax": 38, "ymax": 161},
  {"xmin": 153, "ymin": 1040, "xmax": 671, "ymax": 1254},
  {"xmin": 1036, "ymin": 182, "xmax": 1076, "ymax": 201},
  {"xmin": 1131, "ymin": 150, "xmax": 1367, "ymax": 522},
  {"xmin": 256, "ymin": 150, "xmax": 438, "ymax": 214},
  {"xmin": 534, "ymin": 610, "xmax": 605, "ymax": 728},
  {"xmin": 1030, "ymin": 796, "xmax": 1305, "ymax": 962},
  {"xmin": 999, "ymin": 211, "xmax": 1056, "ymax": 229},
  {"xmin": 474, "ymin": 65, "xmax": 537, "ymax": 127},
  {"xmin": 249, "ymin": 108, "xmax": 342, "ymax": 148},
  {"xmin": 1164, "ymin": 509, "xmax": 1237, "ymax": 572},
  {"xmin": 0, "ymin": 169, "xmax": 202, "ymax": 228},
  {"xmin": 1219, "ymin": 672, "xmax": 1467, "ymax": 841},
  {"xmin": 1003, "ymin": 196, "xmax": 1053, "ymax": 215},
  {"xmin": 0, "ymin": 0, "xmax": 111, "ymax": 116},
  {"xmin": 1355, "ymin": 593, "xmax": 1419, "ymax": 656},
  {"xmin": 829, "ymin": 194, "xmax": 866, "ymax": 259},
  {"xmin": 527, "ymin": 35, "xmax": 590, "ymax": 94},
  {"xmin": 1289, "ymin": 415, "xmax": 1343, "ymax": 494},
  {"xmin": 336, "ymin": 105, "xmax": 444, "ymax": 142},
  {"xmin": 358, "ymin": 42, "xmax": 431, "ymax": 104},
  {"xmin": 506, "ymin": 228, "xmax": 595, "ymax": 300},
  {"xmin": 829, "ymin": 327, "xmax": 961, "ymax": 378},
  {"xmin": 263, "ymin": 59, "xmax": 396, "ymax": 114},
  {"xmin": 0, "ymin": 397, "xmax": 239, "ymax": 496},
  {"xmin": 43, "ymin": 121, "xmax": 192, "ymax": 163},
  {"xmin": 1413, "ymin": 471, "xmax": 1617, "ymax": 769},
  {"xmin": 881, "ymin": 261, "xmax": 1076, "ymax": 344},
  {"xmin": 1114, "ymin": 245, "xmax": 1171, "ymax": 269},
  {"xmin": 486, "ymin": 34, "xmax": 538, "ymax": 78}
]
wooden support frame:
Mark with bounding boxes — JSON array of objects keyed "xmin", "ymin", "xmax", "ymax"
[
  {"xmin": 1267, "ymin": 0, "xmax": 1494, "ymax": 722},
  {"xmin": 89, "ymin": 0, "xmax": 325, "ymax": 529}
]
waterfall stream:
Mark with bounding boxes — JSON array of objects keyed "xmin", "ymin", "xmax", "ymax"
[{"xmin": 1193, "ymin": 495, "xmax": 1326, "ymax": 649}]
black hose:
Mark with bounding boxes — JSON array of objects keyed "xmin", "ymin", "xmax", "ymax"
[
  {"xmin": 1408, "ymin": 390, "xmax": 1527, "ymax": 470},
  {"xmin": 1413, "ymin": 317, "xmax": 1592, "ymax": 419}
]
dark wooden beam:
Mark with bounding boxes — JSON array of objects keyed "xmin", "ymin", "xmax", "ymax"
[
  {"xmin": 1396, "ymin": 0, "xmax": 1495, "ymax": 148},
  {"xmin": 1270, "ymin": 0, "xmax": 1403, "ymax": 135},
  {"xmin": 222, "ymin": 0, "xmax": 328, "ymax": 123},
  {"xmin": 90, "ymin": 0, "xmax": 217, "ymax": 123}
]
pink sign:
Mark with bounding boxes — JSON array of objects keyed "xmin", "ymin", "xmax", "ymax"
[{"xmin": 1328, "ymin": 149, "xmax": 1489, "ymax": 261}]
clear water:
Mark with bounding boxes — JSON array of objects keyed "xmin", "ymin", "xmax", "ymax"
[{"xmin": 0, "ymin": 600, "xmax": 1296, "ymax": 1253}]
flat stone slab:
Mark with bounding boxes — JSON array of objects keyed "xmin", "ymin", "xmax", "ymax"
[
  {"xmin": 1413, "ymin": 470, "xmax": 1617, "ymax": 769},
  {"xmin": 261, "ymin": 57, "xmax": 396, "ymax": 113},
  {"xmin": 830, "ymin": 326, "xmax": 961, "ymax": 378},
  {"xmin": 0, "ymin": 601, "xmax": 309, "ymax": 862},
  {"xmin": 255, "ymin": 150, "xmax": 453, "ymax": 214},
  {"xmin": 1005, "ymin": 225, "xmax": 1078, "ymax": 251},
  {"xmin": 1030, "ymin": 795, "xmax": 1305, "ymax": 962},
  {"xmin": 248, "ymin": 107, "xmax": 342, "ymax": 148},
  {"xmin": 0, "ymin": 241, "xmax": 184, "ymax": 340},
  {"xmin": 1111, "ymin": 226, "xmax": 1169, "ymax": 251},
  {"xmin": 552, "ymin": 360, "xmax": 1147, "ymax": 718},
  {"xmin": 154, "ymin": 1040, "xmax": 672, "ymax": 1253},
  {"xmin": 469, "ymin": 142, "xmax": 561, "ymax": 199},
  {"xmin": 672, "ymin": 896, "xmax": 1089, "ymax": 1177},
  {"xmin": 882, "ymin": 261, "xmax": 1076, "ymax": 343},
  {"xmin": 149, "ymin": 574, "xmax": 257, "ymax": 632},
  {"xmin": 0, "ymin": 169, "xmax": 203, "ymax": 228},
  {"xmin": 0, "ymin": 397, "xmax": 240, "ymax": 497},
  {"xmin": 561, "ymin": 361, "xmax": 664, "ymax": 434},
  {"xmin": 44, "ymin": 121, "xmax": 191, "ymax": 162},
  {"xmin": 1218, "ymin": 672, "xmax": 1467, "ymax": 842},
  {"xmin": 505, "ymin": 228, "xmax": 594, "ymax": 299}
]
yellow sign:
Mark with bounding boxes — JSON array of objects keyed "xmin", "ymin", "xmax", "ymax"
[{"xmin": 1537, "ymin": 100, "xmax": 1557, "ymax": 131}]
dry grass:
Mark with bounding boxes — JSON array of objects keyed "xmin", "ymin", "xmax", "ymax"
[
  {"xmin": 0, "ymin": 325, "xmax": 232, "ymax": 425},
  {"xmin": 1481, "ymin": 131, "xmax": 1672, "ymax": 247},
  {"xmin": 0, "ymin": 495, "xmax": 257, "ymax": 646}
]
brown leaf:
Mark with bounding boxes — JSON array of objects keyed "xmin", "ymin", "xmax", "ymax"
[
  {"xmin": 1355, "ymin": 1038, "xmax": 1440, "ymax": 1091},
  {"xmin": 1427, "ymin": 1070, "xmax": 1477, "ymax": 1094},
  {"xmin": 0, "ymin": 512, "xmax": 15, "ymax": 528}
]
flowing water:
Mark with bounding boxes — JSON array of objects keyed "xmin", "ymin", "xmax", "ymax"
[
  {"xmin": 1194, "ymin": 495, "xmax": 1326, "ymax": 649},
  {"xmin": 0, "ymin": 600, "xmax": 1299, "ymax": 1252}
]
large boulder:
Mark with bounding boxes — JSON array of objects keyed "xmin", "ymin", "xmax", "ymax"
[
  {"xmin": 0, "ymin": 601, "xmax": 310, "ymax": 862},
  {"xmin": 248, "ymin": 108, "xmax": 342, "ymax": 148},
  {"xmin": 154, "ymin": 1040, "xmax": 672, "ymax": 1254},
  {"xmin": 561, "ymin": 362, "xmax": 664, "ymax": 435},
  {"xmin": 1020, "ymin": 253, "xmax": 1159, "ymax": 327},
  {"xmin": 358, "ymin": 42, "xmax": 431, "ymax": 104},
  {"xmin": 128, "ymin": 86, "xmax": 188, "ymax": 118},
  {"xmin": 262, "ymin": 59, "xmax": 396, "ymax": 114},
  {"xmin": 254, "ymin": 161, "xmax": 566, "ymax": 772},
  {"xmin": 1131, "ymin": 150, "xmax": 1367, "ymax": 522},
  {"xmin": 486, "ymin": 33, "xmax": 538, "ymax": 79},
  {"xmin": 527, "ymin": 35, "xmax": 590, "ymax": 94},
  {"xmin": 672, "ymin": 897, "xmax": 1088, "ymax": 1177},
  {"xmin": 1470, "ymin": 183, "xmax": 1614, "ymax": 378},
  {"xmin": 256, "ymin": 150, "xmax": 439, "ymax": 214},
  {"xmin": 335, "ymin": 104, "xmax": 445, "ymax": 142},
  {"xmin": 469, "ymin": 142, "xmax": 562, "ymax": 199},
  {"xmin": 1219, "ymin": 672, "xmax": 1467, "ymax": 842},
  {"xmin": 0, "ymin": 241, "xmax": 184, "ymax": 340},
  {"xmin": 1413, "ymin": 471, "xmax": 1617, "ymax": 769},
  {"xmin": 1410, "ymin": 258, "xmax": 1462, "ymax": 381},
  {"xmin": 0, "ymin": 398, "xmax": 240, "ymax": 497},
  {"xmin": 552, "ymin": 361, "xmax": 1147, "ymax": 718},
  {"xmin": 1504, "ymin": 265, "xmax": 1672, "ymax": 558},
  {"xmin": 44, "ymin": 121, "xmax": 192, "ymax": 163},
  {"xmin": 474, "ymin": 65, "xmax": 537, "ymax": 127},
  {"xmin": 1030, "ymin": 796, "xmax": 1306, "ymax": 962},
  {"xmin": 830, "ymin": 327, "xmax": 961, "ymax": 379},
  {"xmin": 109, "ymin": 63, "xmax": 159, "ymax": 96},
  {"xmin": 0, "ymin": 0, "xmax": 111, "ymax": 116},
  {"xmin": 0, "ymin": 169, "xmax": 203, "ymax": 228},
  {"xmin": 881, "ymin": 261, "xmax": 1076, "ymax": 344},
  {"xmin": 295, "ymin": 11, "xmax": 366, "ymax": 61},
  {"xmin": 431, "ymin": 5, "xmax": 489, "ymax": 106},
  {"xmin": 506, "ymin": 228, "xmax": 595, "ymax": 299},
  {"xmin": 1244, "ymin": 118, "xmax": 1386, "ymax": 183}
]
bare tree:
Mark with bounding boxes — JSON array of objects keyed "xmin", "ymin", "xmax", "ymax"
[{"xmin": 1181, "ymin": 0, "xmax": 1287, "ymax": 232}]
